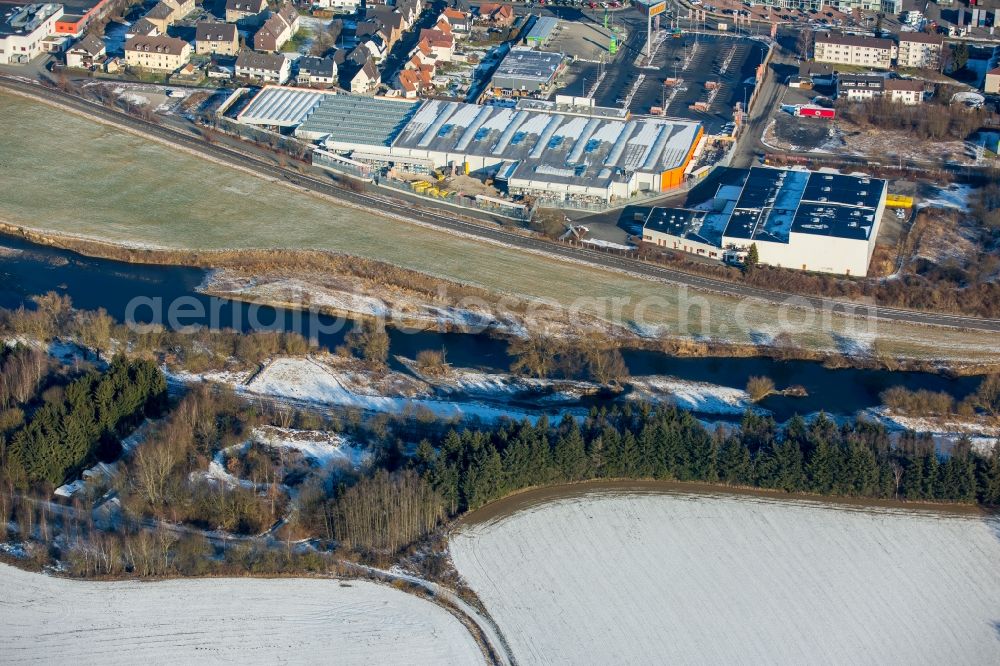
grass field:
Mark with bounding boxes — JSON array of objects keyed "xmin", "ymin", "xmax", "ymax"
[{"xmin": 1, "ymin": 92, "xmax": 998, "ymax": 362}]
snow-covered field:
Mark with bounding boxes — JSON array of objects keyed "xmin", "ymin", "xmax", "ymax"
[
  {"xmin": 0, "ymin": 564, "xmax": 484, "ymax": 665},
  {"xmin": 451, "ymin": 492, "xmax": 1000, "ymax": 665}
]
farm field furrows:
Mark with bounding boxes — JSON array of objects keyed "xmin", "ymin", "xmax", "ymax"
[
  {"xmin": 0, "ymin": 564, "xmax": 485, "ymax": 665},
  {"xmin": 451, "ymin": 491, "xmax": 1000, "ymax": 665},
  {"xmin": 1, "ymin": 92, "xmax": 999, "ymax": 361}
]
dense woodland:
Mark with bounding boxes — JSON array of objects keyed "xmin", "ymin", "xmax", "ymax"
[
  {"xmin": 410, "ymin": 408, "xmax": 1000, "ymax": 517},
  {"xmin": 0, "ymin": 353, "xmax": 167, "ymax": 487}
]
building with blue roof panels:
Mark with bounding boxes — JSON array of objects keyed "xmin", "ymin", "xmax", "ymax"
[
  {"xmin": 643, "ymin": 167, "xmax": 888, "ymax": 276},
  {"xmin": 295, "ymin": 93, "xmax": 420, "ymax": 146},
  {"xmin": 236, "ymin": 86, "xmax": 330, "ymax": 128}
]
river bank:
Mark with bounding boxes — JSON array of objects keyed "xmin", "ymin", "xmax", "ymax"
[{"xmin": 3, "ymin": 224, "xmax": 999, "ymax": 377}]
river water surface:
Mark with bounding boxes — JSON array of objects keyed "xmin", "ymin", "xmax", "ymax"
[{"xmin": 0, "ymin": 235, "xmax": 982, "ymax": 421}]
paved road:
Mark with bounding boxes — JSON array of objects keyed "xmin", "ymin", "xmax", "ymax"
[{"xmin": 3, "ymin": 75, "xmax": 1000, "ymax": 334}]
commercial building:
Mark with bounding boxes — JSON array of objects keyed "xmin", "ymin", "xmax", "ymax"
[
  {"xmin": 195, "ymin": 22, "xmax": 238, "ymax": 56},
  {"xmin": 642, "ymin": 167, "xmax": 888, "ymax": 276},
  {"xmin": 895, "ymin": 32, "xmax": 944, "ymax": 70},
  {"xmin": 837, "ymin": 74, "xmax": 924, "ymax": 104},
  {"xmin": 490, "ymin": 47, "xmax": 564, "ymax": 97},
  {"xmin": 53, "ymin": 0, "xmax": 114, "ymax": 36},
  {"xmin": 755, "ymin": 0, "xmax": 900, "ymax": 14},
  {"xmin": 814, "ymin": 34, "xmax": 895, "ymax": 69},
  {"xmin": 124, "ymin": 34, "xmax": 191, "ymax": 72},
  {"xmin": 0, "ymin": 3, "xmax": 63, "ymax": 64},
  {"xmin": 235, "ymin": 87, "xmax": 705, "ymax": 204},
  {"xmin": 523, "ymin": 16, "xmax": 558, "ymax": 48}
]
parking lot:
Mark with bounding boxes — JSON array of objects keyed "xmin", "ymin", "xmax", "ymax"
[{"xmin": 593, "ymin": 31, "xmax": 766, "ymax": 134}]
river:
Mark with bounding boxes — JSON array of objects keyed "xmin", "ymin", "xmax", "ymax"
[{"xmin": 0, "ymin": 235, "xmax": 981, "ymax": 421}]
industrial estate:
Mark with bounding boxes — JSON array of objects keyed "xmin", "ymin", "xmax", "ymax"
[{"xmin": 4, "ymin": 0, "xmax": 997, "ymax": 277}]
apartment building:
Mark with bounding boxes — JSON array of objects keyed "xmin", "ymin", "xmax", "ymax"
[
  {"xmin": 814, "ymin": 34, "xmax": 895, "ymax": 69},
  {"xmin": 124, "ymin": 34, "xmax": 191, "ymax": 72},
  {"xmin": 195, "ymin": 22, "xmax": 238, "ymax": 56},
  {"xmin": 895, "ymin": 32, "xmax": 944, "ymax": 69}
]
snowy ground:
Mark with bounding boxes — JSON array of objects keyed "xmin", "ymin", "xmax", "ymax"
[
  {"xmin": 200, "ymin": 426, "xmax": 372, "ymax": 490},
  {"xmin": 451, "ymin": 492, "xmax": 1000, "ymax": 665},
  {"xmin": 918, "ymin": 183, "xmax": 975, "ymax": 212},
  {"xmin": 627, "ymin": 376, "xmax": 758, "ymax": 415},
  {"xmin": 244, "ymin": 356, "xmax": 545, "ymax": 423},
  {"xmin": 0, "ymin": 564, "xmax": 484, "ymax": 665}
]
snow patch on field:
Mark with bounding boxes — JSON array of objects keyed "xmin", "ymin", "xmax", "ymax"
[
  {"xmin": 919, "ymin": 184, "xmax": 974, "ymax": 212},
  {"xmin": 627, "ymin": 376, "xmax": 759, "ymax": 415},
  {"xmin": 0, "ymin": 564, "xmax": 484, "ymax": 664},
  {"xmin": 451, "ymin": 492, "xmax": 1000, "ymax": 665},
  {"xmin": 245, "ymin": 357, "xmax": 542, "ymax": 423}
]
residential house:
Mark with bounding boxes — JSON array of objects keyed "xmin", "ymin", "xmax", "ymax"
[
  {"xmin": 126, "ymin": 18, "xmax": 160, "ymax": 39},
  {"xmin": 364, "ymin": 6, "xmax": 404, "ymax": 47},
  {"xmin": 397, "ymin": 0, "xmax": 423, "ymax": 28},
  {"xmin": 883, "ymin": 78, "xmax": 925, "ymax": 104},
  {"xmin": 350, "ymin": 58, "xmax": 380, "ymax": 93},
  {"xmin": 314, "ymin": 0, "xmax": 361, "ymax": 11},
  {"xmin": 252, "ymin": 4, "xmax": 299, "ymax": 52},
  {"xmin": 439, "ymin": 7, "xmax": 470, "ymax": 32},
  {"xmin": 395, "ymin": 62, "xmax": 433, "ymax": 98},
  {"xmin": 986, "ymin": 67, "xmax": 1000, "ymax": 94},
  {"xmin": 124, "ymin": 34, "xmax": 192, "ymax": 72},
  {"xmin": 363, "ymin": 34, "xmax": 388, "ymax": 61},
  {"xmin": 65, "ymin": 32, "xmax": 106, "ymax": 69},
  {"xmin": 813, "ymin": 34, "xmax": 895, "ymax": 69},
  {"xmin": 418, "ymin": 20, "xmax": 454, "ymax": 63},
  {"xmin": 225, "ymin": 0, "xmax": 268, "ymax": 25},
  {"xmin": 235, "ymin": 49, "xmax": 290, "ymax": 82},
  {"xmin": 895, "ymin": 32, "xmax": 944, "ymax": 69},
  {"xmin": 476, "ymin": 3, "xmax": 515, "ymax": 28},
  {"xmin": 143, "ymin": 0, "xmax": 194, "ymax": 33},
  {"xmin": 195, "ymin": 22, "xmax": 239, "ymax": 56},
  {"xmin": 296, "ymin": 55, "xmax": 338, "ymax": 87},
  {"xmin": 836, "ymin": 74, "xmax": 925, "ymax": 104}
]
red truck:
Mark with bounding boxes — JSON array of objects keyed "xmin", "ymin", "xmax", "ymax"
[{"xmin": 795, "ymin": 105, "xmax": 835, "ymax": 119}]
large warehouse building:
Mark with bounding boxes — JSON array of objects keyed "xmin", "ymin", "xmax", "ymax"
[
  {"xmin": 642, "ymin": 167, "xmax": 888, "ymax": 276},
  {"xmin": 236, "ymin": 86, "xmax": 705, "ymax": 204}
]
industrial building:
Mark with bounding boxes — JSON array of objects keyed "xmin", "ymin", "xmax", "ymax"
[
  {"xmin": 490, "ymin": 47, "xmax": 565, "ymax": 97},
  {"xmin": 642, "ymin": 167, "xmax": 888, "ymax": 276},
  {"xmin": 235, "ymin": 87, "xmax": 705, "ymax": 204}
]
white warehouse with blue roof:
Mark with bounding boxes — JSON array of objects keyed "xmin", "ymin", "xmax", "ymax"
[{"xmin": 643, "ymin": 167, "xmax": 888, "ymax": 276}]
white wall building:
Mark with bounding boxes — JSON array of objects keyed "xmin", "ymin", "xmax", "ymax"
[
  {"xmin": 814, "ymin": 34, "xmax": 895, "ymax": 69},
  {"xmin": 643, "ymin": 168, "xmax": 888, "ymax": 276},
  {"xmin": 0, "ymin": 3, "xmax": 63, "ymax": 64}
]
